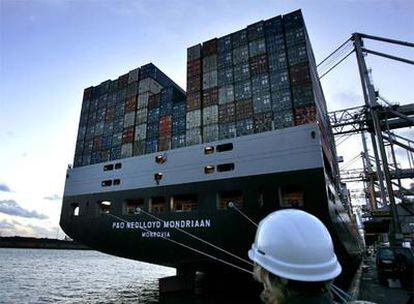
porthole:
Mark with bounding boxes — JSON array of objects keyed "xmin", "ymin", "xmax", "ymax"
[
  {"xmin": 71, "ymin": 203, "xmax": 80, "ymax": 216},
  {"xmin": 204, "ymin": 165, "xmax": 215, "ymax": 174},
  {"xmin": 204, "ymin": 146, "xmax": 215, "ymax": 154},
  {"xmin": 99, "ymin": 201, "xmax": 111, "ymax": 213}
]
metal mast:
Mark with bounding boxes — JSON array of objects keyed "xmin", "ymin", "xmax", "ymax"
[{"xmin": 352, "ymin": 33, "xmax": 401, "ymax": 238}]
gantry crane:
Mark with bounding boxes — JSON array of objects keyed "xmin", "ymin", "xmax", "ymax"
[{"xmin": 319, "ymin": 33, "xmax": 414, "ymax": 243}]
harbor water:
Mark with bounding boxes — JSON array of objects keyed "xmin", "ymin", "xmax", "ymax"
[
  {"xmin": 0, "ymin": 248, "xmax": 173, "ymax": 303},
  {"xmin": 0, "ymin": 248, "xmax": 260, "ymax": 303}
]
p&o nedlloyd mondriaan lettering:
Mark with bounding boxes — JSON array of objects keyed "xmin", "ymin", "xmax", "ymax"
[{"xmin": 112, "ymin": 219, "xmax": 211, "ymax": 230}]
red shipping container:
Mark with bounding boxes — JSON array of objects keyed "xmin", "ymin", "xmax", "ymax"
[
  {"xmin": 93, "ymin": 136, "xmax": 102, "ymax": 151},
  {"xmin": 250, "ymin": 55, "xmax": 268, "ymax": 76},
  {"xmin": 148, "ymin": 93, "xmax": 161, "ymax": 110},
  {"xmin": 202, "ymin": 38, "xmax": 218, "ymax": 56},
  {"xmin": 100, "ymin": 150, "xmax": 111, "ymax": 162},
  {"xmin": 105, "ymin": 108, "xmax": 114, "ymax": 123},
  {"xmin": 294, "ymin": 104, "xmax": 317, "ymax": 125},
  {"xmin": 158, "ymin": 136, "xmax": 171, "ymax": 151},
  {"xmin": 187, "ymin": 92, "xmax": 202, "ymax": 111},
  {"xmin": 290, "ymin": 63, "xmax": 311, "ymax": 86},
  {"xmin": 159, "ymin": 116, "xmax": 172, "ymax": 133},
  {"xmin": 219, "ymin": 103, "xmax": 236, "ymax": 124},
  {"xmin": 236, "ymin": 99, "xmax": 253, "ymax": 120},
  {"xmin": 187, "ymin": 59, "xmax": 202, "ymax": 77},
  {"xmin": 187, "ymin": 76, "xmax": 201, "ymax": 93},
  {"xmin": 159, "ymin": 130, "xmax": 172, "ymax": 139},
  {"xmin": 83, "ymin": 87, "xmax": 93, "ymax": 101},
  {"xmin": 125, "ymin": 97, "xmax": 137, "ymax": 113},
  {"xmin": 122, "ymin": 127, "xmax": 134, "ymax": 144},
  {"xmin": 118, "ymin": 73, "xmax": 129, "ymax": 88},
  {"xmin": 202, "ymin": 87, "xmax": 218, "ymax": 107}
]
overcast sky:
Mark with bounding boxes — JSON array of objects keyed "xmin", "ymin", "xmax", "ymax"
[{"xmin": 0, "ymin": 0, "xmax": 413, "ymax": 238}]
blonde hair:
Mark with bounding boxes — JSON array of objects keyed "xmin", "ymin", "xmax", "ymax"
[{"xmin": 253, "ymin": 264, "xmax": 333, "ymax": 304}]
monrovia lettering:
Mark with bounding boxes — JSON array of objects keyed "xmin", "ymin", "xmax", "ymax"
[{"xmin": 141, "ymin": 231, "xmax": 171, "ymax": 238}]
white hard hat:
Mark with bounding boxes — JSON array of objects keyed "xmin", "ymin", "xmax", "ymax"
[{"xmin": 248, "ymin": 209, "xmax": 342, "ymax": 282}]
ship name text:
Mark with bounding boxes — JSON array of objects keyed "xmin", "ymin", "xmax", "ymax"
[{"xmin": 112, "ymin": 219, "xmax": 211, "ymax": 231}]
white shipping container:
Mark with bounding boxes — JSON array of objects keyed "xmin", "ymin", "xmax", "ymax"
[
  {"xmin": 187, "ymin": 44, "xmax": 202, "ymax": 61},
  {"xmin": 203, "ymin": 124, "xmax": 219, "ymax": 143},
  {"xmin": 94, "ymin": 122, "xmax": 105, "ymax": 136},
  {"xmin": 202, "ymin": 73, "xmax": 209, "ymax": 90},
  {"xmin": 210, "ymin": 71, "xmax": 218, "ymax": 88},
  {"xmin": 138, "ymin": 78, "xmax": 162, "ymax": 94},
  {"xmin": 137, "ymin": 93, "xmax": 151, "ymax": 109},
  {"xmin": 186, "ymin": 127, "xmax": 202, "ymax": 146},
  {"xmin": 202, "ymin": 71, "xmax": 218, "ymax": 90},
  {"xmin": 128, "ymin": 68, "xmax": 140, "ymax": 84},
  {"xmin": 218, "ymin": 85, "xmax": 235, "ymax": 104},
  {"xmin": 134, "ymin": 124, "xmax": 147, "ymax": 141},
  {"xmin": 249, "ymin": 38, "xmax": 266, "ymax": 57},
  {"xmin": 203, "ymin": 105, "xmax": 218, "ymax": 126},
  {"xmin": 136, "ymin": 108, "xmax": 148, "ymax": 124},
  {"xmin": 77, "ymin": 126, "xmax": 87, "ymax": 140},
  {"xmin": 203, "ymin": 55, "xmax": 217, "ymax": 73},
  {"xmin": 121, "ymin": 143, "xmax": 133, "ymax": 158},
  {"xmin": 186, "ymin": 110, "xmax": 201, "ymax": 129},
  {"xmin": 124, "ymin": 112, "xmax": 136, "ymax": 128},
  {"xmin": 112, "ymin": 132, "xmax": 122, "ymax": 146}
]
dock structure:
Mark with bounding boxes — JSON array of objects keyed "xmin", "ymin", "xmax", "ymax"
[{"xmin": 357, "ymin": 254, "xmax": 413, "ymax": 303}]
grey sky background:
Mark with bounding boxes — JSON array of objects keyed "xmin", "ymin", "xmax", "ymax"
[{"xmin": 0, "ymin": 0, "xmax": 413, "ymax": 237}]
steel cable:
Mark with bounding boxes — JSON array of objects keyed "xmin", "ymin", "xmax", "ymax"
[
  {"xmin": 317, "ymin": 40, "xmax": 354, "ymax": 75},
  {"xmin": 228, "ymin": 202, "xmax": 258, "ymax": 228},
  {"xmin": 340, "ymin": 153, "xmax": 362, "ymax": 171},
  {"xmin": 317, "ymin": 38, "xmax": 352, "ymax": 67},
  {"xmin": 319, "ymin": 49, "xmax": 354, "ymax": 79},
  {"xmin": 318, "ymin": 45, "xmax": 353, "ymax": 75}
]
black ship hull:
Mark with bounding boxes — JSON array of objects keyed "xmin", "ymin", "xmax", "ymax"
[{"xmin": 60, "ymin": 166, "xmax": 362, "ymax": 287}]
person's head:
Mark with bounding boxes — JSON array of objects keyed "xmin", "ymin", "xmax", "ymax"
[{"xmin": 248, "ymin": 209, "xmax": 342, "ymax": 304}]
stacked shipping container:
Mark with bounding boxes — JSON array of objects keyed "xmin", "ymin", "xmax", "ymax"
[
  {"xmin": 282, "ymin": 11, "xmax": 335, "ymax": 171},
  {"xmin": 184, "ymin": 10, "xmax": 333, "ymax": 163},
  {"xmin": 74, "ymin": 10, "xmax": 335, "ymax": 171},
  {"xmin": 186, "ymin": 45, "xmax": 203, "ymax": 145},
  {"xmin": 74, "ymin": 64, "xmax": 185, "ymax": 167}
]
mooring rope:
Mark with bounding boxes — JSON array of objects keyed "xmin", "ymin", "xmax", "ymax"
[
  {"xmin": 228, "ymin": 202, "xmax": 258, "ymax": 228},
  {"xmin": 105, "ymin": 212, "xmax": 254, "ymax": 275},
  {"xmin": 330, "ymin": 284, "xmax": 353, "ymax": 303},
  {"xmin": 136, "ymin": 208, "xmax": 253, "ymax": 267},
  {"xmin": 330, "ymin": 287, "xmax": 347, "ymax": 303}
]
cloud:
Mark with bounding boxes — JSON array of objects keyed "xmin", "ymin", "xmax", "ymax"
[
  {"xmin": 331, "ymin": 91, "xmax": 362, "ymax": 110},
  {"xmin": 0, "ymin": 183, "xmax": 11, "ymax": 192},
  {"xmin": 27, "ymin": 223, "xmax": 55, "ymax": 238},
  {"xmin": 0, "ymin": 219, "xmax": 55, "ymax": 238},
  {"xmin": 43, "ymin": 194, "xmax": 62, "ymax": 201},
  {"xmin": 0, "ymin": 200, "xmax": 48, "ymax": 220},
  {"xmin": 0, "ymin": 219, "xmax": 14, "ymax": 230}
]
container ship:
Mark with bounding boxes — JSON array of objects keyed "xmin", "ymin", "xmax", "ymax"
[{"xmin": 60, "ymin": 10, "xmax": 363, "ymax": 289}]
